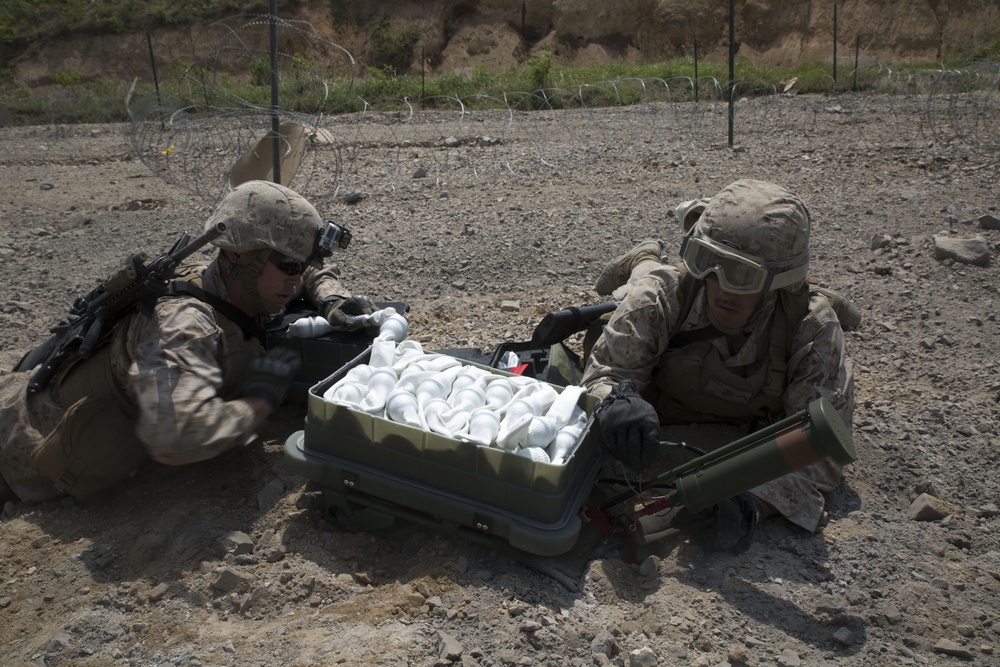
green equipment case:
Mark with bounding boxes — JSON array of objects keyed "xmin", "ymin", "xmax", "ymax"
[{"xmin": 283, "ymin": 347, "xmax": 604, "ymax": 556}]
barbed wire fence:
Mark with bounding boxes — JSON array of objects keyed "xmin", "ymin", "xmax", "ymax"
[{"xmin": 124, "ymin": 15, "xmax": 1000, "ymax": 213}]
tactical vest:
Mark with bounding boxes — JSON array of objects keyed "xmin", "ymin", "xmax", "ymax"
[
  {"xmin": 588, "ymin": 248, "xmax": 860, "ymax": 425},
  {"xmin": 642, "ymin": 269, "xmax": 811, "ymax": 425}
]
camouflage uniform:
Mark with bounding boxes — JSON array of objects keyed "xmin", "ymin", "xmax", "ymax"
[
  {"xmin": 0, "ymin": 181, "xmax": 356, "ymax": 503},
  {"xmin": 583, "ymin": 180, "xmax": 855, "ymax": 532}
]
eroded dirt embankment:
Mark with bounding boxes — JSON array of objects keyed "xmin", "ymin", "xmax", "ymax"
[{"xmin": 6, "ymin": 0, "xmax": 1000, "ymax": 91}]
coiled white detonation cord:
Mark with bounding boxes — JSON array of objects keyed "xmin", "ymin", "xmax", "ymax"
[{"xmin": 322, "ymin": 338, "xmax": 589, "ymax": 465}]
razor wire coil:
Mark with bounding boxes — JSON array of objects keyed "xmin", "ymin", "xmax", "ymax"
[{"xmin": 124, "ymin": 14, "xmax": 1000, "ymax": 212}]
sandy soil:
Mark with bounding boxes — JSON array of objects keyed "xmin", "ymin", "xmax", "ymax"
[{"xmin": 1, "ymin": 93, "xmax": 999, "ymax": 667}]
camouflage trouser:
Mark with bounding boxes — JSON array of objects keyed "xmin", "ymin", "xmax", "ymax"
[
  {"xmin": 749, "ymin": 458, "xmax": 841, "ymax": 532},
  {"xmin": 0, "ymin": 371, "xmax": 62, "ymax": 503}
]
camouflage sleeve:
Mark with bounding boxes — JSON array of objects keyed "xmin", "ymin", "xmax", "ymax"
[
  {"xmin": 783, "ymin": 295, "xmax": 855, "ymax": 429},
  {"xmin": 582, "ymin": 266, "xmax": 683, "ymax": 400},
  {"xmin": 126, "ymin": 298, "xmax": 257, "ymax": 465},
  {"xmin": 302, "ymin": 263, "xmax": 351, "ymax": 308}
]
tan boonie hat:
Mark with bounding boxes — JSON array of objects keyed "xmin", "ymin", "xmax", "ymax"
[{"xmin": 207, "ymin": 180, "xmax": 323, "ymax": 264}]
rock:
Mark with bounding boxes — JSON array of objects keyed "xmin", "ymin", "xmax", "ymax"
[
  {"xmin": 412, "ymin": 167, "xmax": 428, "ymax": 178},
  {"xmin": 813, "ymin": 594, "xmax": 846, "ymax": 614},
  {"xmin": 591, "ymin": 630, "xmax": 617, "ymax": 658},
  {"xmin": 870, "ymin": 233, "xmax": 892, "ymax": 250},
  {"xmin": 210, "ymin": 567, "xmax": 251, "ymax": 592},
  {"xmin": 932, "ymin": 638, "xmax": 974, "ymax": 659},
  {"xmin": 46, "ymin": 631, "xmax": 72, "ymax": 652},
  {"xmin": 401, "ymin": 588, "xmax": 426, "ymax": 608},
  {"xmin": 436, "ymin": 630, "xmax": 463, "ymax": 661},
  {"xmin": 628, "ymin": 646, "xmax": 657, "ymax": 667},
  {"xmin": 219, "ymin": 531, "xmax": 255, "ymax": 556},
  {"xmin": 882, "ymin": 602, "xmax": 903, "ymax": 624},
  {"xmin": 978, "ymin": 214, "xmax": 1000, "ymax": 230},
  {"xmin": 907, "ymin": 493, "xmax": 960, "ymax": 521},
  {"xmin": 639, "ymin": 555, "xmax": 660, "ymax": 577},
  {"xmin": 976, "ymin": 503, "xmax": 999, "ymax": 518},
  {"xmin": 832, "ymin": 626, "xmax": 855, "ymax": 646},
  {"xmin": 260, "ymin": 545, "xmax": 287, "ymax": 563},
  {"xmin": 777, "ymin": 648, "xmax": 801, "ymax": 666},
  {"xmin": 933, "ymin": 235, "xmax": 991, "ymax": 266},
  {"xmin": 147, "ymin": 582, "xmax": 169, "ymax": 603},
  {"xmin": 500, "ymin": 300, "xmax": 520, "ymax": 312},
  {"xmin": 342, "ymin": 189, "xmax": 363, "ymax": 203},
  {"xmin": 257, "ymin": 478, "xmax": 286, "ymax": 510},
  {"xmin": 519, "ymin": 619, "xmax": 542, "ymax": 633},
  {"xmin": 727, "ymin": 644, "xmax": 749, "ymax": 664},
  {"xmin": 444, "ymin": 136, "xmax": 461, "ymax": 147}
]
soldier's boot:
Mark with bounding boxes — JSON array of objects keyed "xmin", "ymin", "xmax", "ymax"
[
  {"xmin": 675, "ymin": 199, "xmax": 708, "ymax": 233},
  {"xmin": 595, "ymin": 240, "xmax": 664, "ymax": 296}
]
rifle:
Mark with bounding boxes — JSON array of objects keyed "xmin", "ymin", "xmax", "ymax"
[
  {"xmin": 27, "ymin": 222, "xmax": 228, "ymax": 393},
  {"xmin": 531, "ymin": 302, "xmax": 619, "ymax": 347}
]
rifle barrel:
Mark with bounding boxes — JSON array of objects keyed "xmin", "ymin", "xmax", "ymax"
[{"xmin": 166, "ymin": 222, "xmax": 228, "ymax": 267}]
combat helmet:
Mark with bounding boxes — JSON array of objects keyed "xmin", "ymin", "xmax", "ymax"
[
  {"xmin": 207, "ymin": 180, "xmax": 343, "ymax": 269},
  {"xmin": 680, "ymin": 179, "xmax": 810, "ymax": 294}
]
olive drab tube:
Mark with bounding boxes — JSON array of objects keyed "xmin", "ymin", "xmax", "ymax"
[{"xmin": 670, "ymin": 398, "xmax": 856, "ymax": 513}]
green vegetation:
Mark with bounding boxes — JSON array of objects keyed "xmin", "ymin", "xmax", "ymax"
[
  {"xmin": 1, "ymin": 51, "xmax": 992, "ymax": 126},
  {"xmin": 0, "ymin": 1, "xmax": 996, "ymax": 126},
  {"xmin": 367, "ymin": 14, "xmax": 420, "ymax": 76},
  {"xmin": 0, "ymin": 1, "xmax": 271, "ymax": 70}
]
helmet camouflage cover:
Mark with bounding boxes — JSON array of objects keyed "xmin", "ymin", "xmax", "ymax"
[
  {"xmin": 681, "ymin": 179, "xmax": 811, "ymax": 293},
  {"xmin": 207, "ymin": 180, "xmax": 323, "ymax": 264},
  {"xmin": 695, "ymin": 179, "xmax": 810, "ymax": 265}
]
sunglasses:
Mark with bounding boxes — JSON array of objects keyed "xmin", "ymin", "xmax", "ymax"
[{"xmin": 267, "ymin": 253, "xmax": 308, "ymax": 277}]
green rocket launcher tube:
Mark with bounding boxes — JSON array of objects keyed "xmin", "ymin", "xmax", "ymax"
[{"xmin": 664, "ymin": 398, "xmax": 856, "ymax": 513}]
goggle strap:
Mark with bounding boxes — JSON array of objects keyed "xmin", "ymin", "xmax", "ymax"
[{"xmin": 765, "ymin": 263, "xmax": 810, "ymax": 291}]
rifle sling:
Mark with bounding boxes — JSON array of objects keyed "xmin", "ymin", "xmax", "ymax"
[{"xmin": 168, "ymin": 281, "xmax": 268, "ymax": 348}]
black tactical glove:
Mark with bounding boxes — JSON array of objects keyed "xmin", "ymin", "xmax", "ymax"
[
  {"xmin": 324, "ymin": 295, "xmax": 376, "ymax": 331},
  {"xmin": 243, "ymin": 347, "xmax": 302, "ymax": 409},
  {"xmin": 594, "ymin": 379, "xmax": 661, "ymax": 471}
]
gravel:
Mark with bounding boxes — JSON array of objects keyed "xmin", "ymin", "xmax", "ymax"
[{"xmin": 0, "ymin": 94, "xmax": 998, "ymax": 666}]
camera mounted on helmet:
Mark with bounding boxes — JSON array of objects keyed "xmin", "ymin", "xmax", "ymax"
[{"xmin": 315, "ymin": 221, "xmax": 352, "ymax": 258}]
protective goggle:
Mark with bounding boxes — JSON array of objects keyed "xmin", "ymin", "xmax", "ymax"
[{"xmin": 680, "ymin": 234, "xmax": 809, "ymax": 294}]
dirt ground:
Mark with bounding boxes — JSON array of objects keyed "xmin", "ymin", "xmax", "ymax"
[{"xmin": 1, "ymin": 93, "xmax": 999, "ymax": 667}]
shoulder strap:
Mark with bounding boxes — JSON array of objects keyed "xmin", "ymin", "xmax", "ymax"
[
  {"xmin": 168, "ymin": 281, "xmax": 268, "ymax": 347},
  {"xmin": 669, "ymin": 264, "xmax": 703, "ymax": 339}
]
